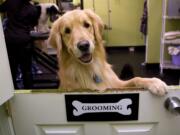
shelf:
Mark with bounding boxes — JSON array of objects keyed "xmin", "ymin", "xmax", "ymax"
[
  {"xmin": 161, "ymin": 61, "xmax": 180, "ymax": 70},
  {"xmin": 163, "ymin": 38, "xmax": 180, "ymax": 45},
  {"xmin": 164, "ymin": 16, "xmax": 180, "ymax": 19},
  {"xmin": 160, "ymin": 0, "xmax": 180, "ymax": 74}
]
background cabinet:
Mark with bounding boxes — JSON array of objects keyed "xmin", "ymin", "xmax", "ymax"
[{"xmin": 160, "ymin": 0, "xmax": 180, "ymax": 74}]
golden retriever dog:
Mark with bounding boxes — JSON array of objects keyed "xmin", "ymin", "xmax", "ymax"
[{"xmin": 48, "ymin": 9, "xmax": 167, "ymax": 96}]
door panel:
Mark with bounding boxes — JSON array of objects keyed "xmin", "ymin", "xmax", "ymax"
[
  {"xmin": 36, "ymin": 125, "xmax": 84, "ymax": 135},
  {"xmin": 111, "ymin": 123, "xmax": 156, "ymax": 135},
  {"xmin": 10, "ymin": 89, "xmax": 180, "ymax": 135},
  {"xmin": 0, "ymin": 17, "xmax": 14, "ymax": 105}
]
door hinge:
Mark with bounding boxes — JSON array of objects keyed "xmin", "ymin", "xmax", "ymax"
[{"xmin": 5, "ymin": 101, "xmax": 12, "ymax": 117}]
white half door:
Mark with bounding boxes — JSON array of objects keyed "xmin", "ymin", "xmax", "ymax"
[
  {"xmin": 10, "ymin": 89, "xmax": 180, "ymax": 135},
  {"xmin": 0, "ymin": 17, "xmax": 14, "ymax": 105}
]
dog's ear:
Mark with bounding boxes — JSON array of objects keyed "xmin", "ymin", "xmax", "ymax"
[
  {"xmin": 48, "ymin": 19, "xmax": 62, "ymax": 51},
  {"xmin": 84, "ymin": 9, "xmax": 104, "ymax": 43}
]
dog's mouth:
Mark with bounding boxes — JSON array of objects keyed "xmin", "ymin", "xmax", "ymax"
[{"xmin": 79, "ymin": 53, "xmax": 92, "ymax": 63}]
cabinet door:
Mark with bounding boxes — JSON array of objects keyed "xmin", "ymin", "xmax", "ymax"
[
  {"xmin": 10, "ymin": 89, "xmax": 180, "ymax": 135},
  {"xmin": 0, "ymin": 18, "xmax": 14, "ymax": 105}
]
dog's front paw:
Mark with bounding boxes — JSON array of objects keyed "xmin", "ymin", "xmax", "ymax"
[{"xmin": 147, "ymin": 78, "xmax": 168, "ymax": 96}]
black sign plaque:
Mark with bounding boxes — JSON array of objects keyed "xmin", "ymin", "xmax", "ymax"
[{"xmin": 65, "ymin": 93, "xmax": 139, "ymax": 121}]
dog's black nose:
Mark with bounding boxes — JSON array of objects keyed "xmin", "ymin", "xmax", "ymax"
[{"xmin": 77, "ymin": 40, "xmax": 90, "ymax": 52}]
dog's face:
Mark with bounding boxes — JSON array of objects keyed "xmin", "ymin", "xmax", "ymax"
[
  {"xmin": 60, "ymin": 10, "xmax": 95, "ymax": 64},
  {"xmin": 49, "ymin": 9, "xmax": 104, "ymax": 65}
]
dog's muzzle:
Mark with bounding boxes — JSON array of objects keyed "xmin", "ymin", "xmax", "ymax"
[{"xmin": 77, "ymin": 40, "xmax": 92, "ymax": 63}]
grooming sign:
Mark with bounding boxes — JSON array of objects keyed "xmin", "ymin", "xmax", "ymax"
[{"xmin": 65, "ymin": 94, "xmax": 139, "ymax": 121}]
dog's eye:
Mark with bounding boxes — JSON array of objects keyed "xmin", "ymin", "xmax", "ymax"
[
  {"xmin": 64, "ymin": 27, "xmax": 71, "ymax": 34},
  {"xmin": 83, "ymin": 22, "xmax": 90, "ymax": 28}
]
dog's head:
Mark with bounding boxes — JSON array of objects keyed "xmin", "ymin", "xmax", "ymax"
[
  {"xmin": 48, "ymin": 9, "xmax": 105, "ymax": 65},
  {"xmin": 36, "ymin": 3, "xmax": 60, "ymax": 22}
]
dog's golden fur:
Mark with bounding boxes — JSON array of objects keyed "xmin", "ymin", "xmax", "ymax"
[{"xmin": 48, "ymin": 9, "xmax": 167, "ymax": 96}]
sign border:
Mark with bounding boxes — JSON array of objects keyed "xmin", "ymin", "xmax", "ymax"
[{"xmin": 65, "ymin": 93, "xmax": 139, "ymax": 122}]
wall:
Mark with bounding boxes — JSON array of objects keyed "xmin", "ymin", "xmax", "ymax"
[
  {"xmin": 84, "ymin": 0, "xmax": 145, "ymax": 47},
  {"xmin": 73, "ymin": 0, "xmax": 81, "ymax": 5},
  {"xmin": 146, "ymin": 0, "xmax": 162, "ymax": 63}
]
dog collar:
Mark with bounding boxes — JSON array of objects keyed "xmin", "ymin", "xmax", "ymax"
[{"xmin": 93, "ymin": 74, "xmax": 102, "ymax": 84}]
